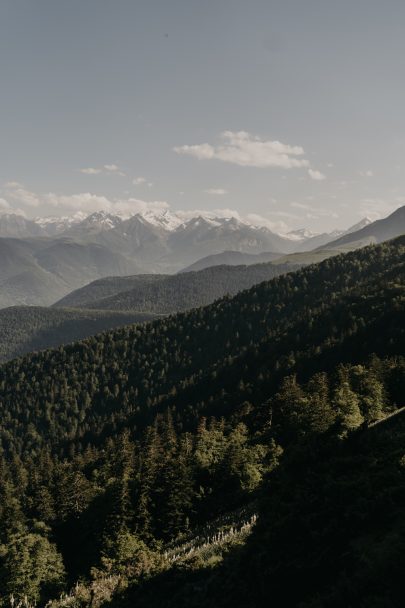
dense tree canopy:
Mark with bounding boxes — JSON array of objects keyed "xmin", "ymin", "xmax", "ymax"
[{"xmin": 0, "ymin": 236, "xmax": 403, "ymax": 606}]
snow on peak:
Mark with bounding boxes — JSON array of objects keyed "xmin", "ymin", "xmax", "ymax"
[
  {"xmin": 34, "ymin": 211, "xmax": 89, "ymax": 235},
  {"xmin": 138, "ymin": 209, "xmax": 184, "ymax": 231}
]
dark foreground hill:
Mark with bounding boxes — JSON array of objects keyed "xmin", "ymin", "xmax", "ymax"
[
  {"xmin": 0, "ymin": 306, "xmax": 158, "ymax": 363},
  {"xmin": 0, "ymin": 236, "xmax": 403, "ymax": 606},
  {"xmin": 112, "ymin": 387, "xmax": 405, "ymax": 608}
]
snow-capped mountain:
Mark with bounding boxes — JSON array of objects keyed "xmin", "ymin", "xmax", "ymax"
[
  {"xmin": 293, "ymin": 218, "xmax": 372, "ymax": 252},
  {"xmin": 0, "ymin": 209, "xmax": 378, "ymax": 262},
  {"xmin": 60, "ymin": 211, "xmax": 125, "ymax": 238},
  {"xmin": 165, "ymin": 215, "xmax": 297, "ymax": 267},
  {"xmin": 138, "ymin": 209, "xmax": 184, "ymax": 231},
  {"xmin": 35, "ymin": 211, "xmax": 89, "ymax": 236}
]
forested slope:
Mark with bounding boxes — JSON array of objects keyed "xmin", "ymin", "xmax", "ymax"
[
  {"xmin": 54, "ymin": 260, "xmax": 302, "ymax": 313},
  {"xmin": 0, "ymin": 237, "xmax": 404, "ymax": 457},
  {"xmin": 0, "ymin": 236, "xmax": 403, "ymax": 606},
  {"xmin": 0, "ymin": 306, "xmax": 157, "ymax": 362},
  {"xmin": 112, "ymin": 373, "xmax": 405, "ymax": 608}
]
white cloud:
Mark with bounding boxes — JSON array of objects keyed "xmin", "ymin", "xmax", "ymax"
[
  {"xmin": 4, "ymin": 182, "xmax": 41, "ymax": 207},
  {"xmin": 1, "ymin": 182, "xmax": 169, "ymax": 217},
  {"xmin": 80, "ymin": 167, "xmax": 102, "ymax": 175},
  {"xmin": 174, "ymin": 130, "xmax": 310, "ymax": 169},
  {"xmin": 359, "ymin": 198, "xmax": 400, "ymax": 220},
  {"xmin": 133, "ymin": 177, "xmax": 147, "ymax": 186},
  {"xmin": 0, "ymin": 198, "xmax": 11, "ymax": 213},
  {"xmin": 204, "ymin": 188, "xmax": 228, "ymax": 195},
  {"xmin": 359, "ymin": 170, "xmax": 373, "ymax": 177},
  {"xmin": 104, "ymin": 164, "xmax": 126, "ymax": 176},
  {"xmin": 44, "ymin": 192, "xmax": 168, "ymax": 216},
  {"xmin": 45, "ymin": 192, "xmax": 113, "ymax": 213},
  {"xmin": 4, "ymin": 181, "xmax": 24, "ymax": 188},
  {"xmin": 245, "ymin": 213, "xmax": 290, "ymax": 234},
  {"xmin": 79, "ymin": 164, "xmax": 126, "ymax": 177},
  {"xmin": 308, "ymin": 169, "xmax": 326, "ymax": 181},
  {"xmin": 0, "ymin": 195, "xmax": 27, "ymax": 217}
]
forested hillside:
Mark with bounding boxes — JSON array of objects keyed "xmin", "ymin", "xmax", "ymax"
[
  {"xmin": 54, "ymin": 260, "xmax": 302, "ymax": 313},
  {"xmin": 111, "ymin": 371, "xmax": 405, "ymax": 608},
  {"xmin": 0, "ymin": 307, "xmax": 157, "ymax": 362},
  {"xmin": 2, "ymin": 262, "xmax": 301, "ymax": 362},
  {"xmin": 0, "ymin": 236, "xmax": 403, "ymax": 606}
]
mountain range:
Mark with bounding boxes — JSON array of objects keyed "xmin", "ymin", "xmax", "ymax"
[
  {"xmin": 0, "ymin": 209, "xmax": 372, "ymax": 252},
  {"xmin": 0, "ymin": 206, "xmax": 403, "ymax": 308}
]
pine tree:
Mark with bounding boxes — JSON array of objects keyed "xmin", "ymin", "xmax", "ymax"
[
  {"xmin": 274, "ymin": 375, "xmax": 309, "ymax": 441},
  {"xmin": 0, "ymin": 527, "xmax": 66, "ymax": 604},
  {"xmin": 158, "ymin": 433, "xmax": 194, "ymax": 538},
  {"xmin": 134, "ymin": 424, "xmax": 161, "ymax": 540},
  {"xmin": 306, "ymin": 373, "xmax": 336, "ymax": 433},
  {"xmin": 333, "ymin": 368, "xmax": 364, "ymax": 432},
  {"xmin": 353, "ymin": 366, "xmax": 386, "ymax": 423}
]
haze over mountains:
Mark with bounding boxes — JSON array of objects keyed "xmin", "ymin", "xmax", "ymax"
[
  {"xmin": 0, "ymin": 237, "xmax": 140, "ymax": 308},
  {"xmin": 0, "ymin": 207, "xmax": 401, "ymax": 310}
]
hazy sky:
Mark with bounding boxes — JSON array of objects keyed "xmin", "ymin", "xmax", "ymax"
[{"xmin": 1, "ymin": 0, "xmax": 405, "ymax": 232}]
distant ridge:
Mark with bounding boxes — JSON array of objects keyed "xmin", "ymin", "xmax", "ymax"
[
  {"xmin": 319, "ymin": 205, "xmax": 405, "ymax": 250},
  {"xmin": 54, "ymin": 261, "xmax": 303, "ymax": 313},
  {"xmin": 179, "ymin": 250, "xmax": 282, "ymax": 273}
]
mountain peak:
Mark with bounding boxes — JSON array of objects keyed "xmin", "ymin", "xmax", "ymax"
[{"xmin": 344, "ymin": 216, "xmax": 373, "ymax": 235}]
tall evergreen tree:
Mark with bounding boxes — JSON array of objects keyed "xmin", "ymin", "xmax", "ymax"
[{"xmin": 333, "ymin": 367, "xmax": 364, "ymax": 432}]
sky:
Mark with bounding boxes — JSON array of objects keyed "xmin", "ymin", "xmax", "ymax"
[{"xmin": 0, "ymin": 0, "xmax": 405, "ymax": 233}]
